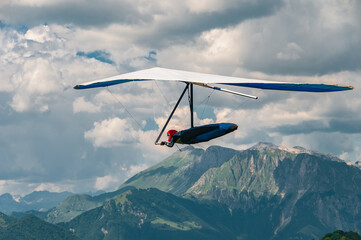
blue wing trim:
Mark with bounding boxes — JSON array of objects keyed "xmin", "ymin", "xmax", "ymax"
[{"xmin": 221, "ymin": 83, "xmax": 353, "ymax": 92}]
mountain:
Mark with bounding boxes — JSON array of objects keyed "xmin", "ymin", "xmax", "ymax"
[
  {"xmin": 0, "ymin": 194, "xmax": 21, "ymax": 214},
  {"xmin": 0, "ymin": 191, "xmax": 73, "ymax": 214},
  {"xmin": 63, "ymin": 188, "xmax": 235, "ymax": 240},
  {"xmin": 120, "ymin": 143, "xmax": 361, "ymax": 239},
  {"xmin": 34, "ymin": 186, "xmax": 135, "ymax": 223},
  {"xmin": 21, "ymin": 191, "xmax": 73, "ymax": 211},
  {"xmin": 0, "ymin": 212, "xmax": 16, "ymax": 229},
  {"xmin": 13, "ymin": 143, "xmax": 361, "ymax": 239},
  {"xmin": 0, "ymin": 213, "xmax": 79, "ymax": 240},
  {"xmin": 122, "ymin": 143, "xmax": 308, "ymax": 205},
  {"xmin": 122, "ymin": 146, "xmax": 239, "ymax": 195}
]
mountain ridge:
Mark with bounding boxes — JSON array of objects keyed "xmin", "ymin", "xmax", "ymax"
[
  {"xmin": 0, "ymin": 213, "xmax": 79, "ymax": 240},
  {"xmin": 6, "ymin": 142, "xmax": 361, "ymax": 240},
  {"xmin": 63, "ymin": 188, "xmax": 236, "ymax": 240}
]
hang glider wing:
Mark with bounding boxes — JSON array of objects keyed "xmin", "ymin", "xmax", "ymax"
[{"xmin": 73, "ymin": 67, "xmax": 353, "ymax": 92}]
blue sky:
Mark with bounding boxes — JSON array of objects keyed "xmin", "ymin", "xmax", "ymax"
[{"xmin": 0, "ymin": 0, "xmax": 360, "ymax": 195}]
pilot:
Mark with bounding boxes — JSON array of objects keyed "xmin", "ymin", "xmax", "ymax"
[{"xmin": 160, "ymin": 129, "xmax": 180, "ymax": 147}]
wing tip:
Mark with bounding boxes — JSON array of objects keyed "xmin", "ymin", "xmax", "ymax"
[
  {"xmin": 334, "ymin": 84, "xmax": 354, "ymax": 91},
  {"xmin": 73, "ymin": 85, "xmax": 82, "ymax": 90}
]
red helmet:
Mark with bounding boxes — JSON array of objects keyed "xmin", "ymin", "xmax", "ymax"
[{"xmin": 167, "ymin": 129, "xmax": 178, "ymax": 141}]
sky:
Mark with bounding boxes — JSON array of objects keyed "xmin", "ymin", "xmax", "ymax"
[{"xmin": 0, "ymin": 0, "xmax": 360, "ymax": 195}]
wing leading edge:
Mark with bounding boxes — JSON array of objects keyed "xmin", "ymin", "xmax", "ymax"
[{"xmin": 73, "ymin": 67, "xmax": 353, "ymax": 92}]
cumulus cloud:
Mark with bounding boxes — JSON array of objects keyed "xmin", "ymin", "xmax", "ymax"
[
  {"xmin": 157, "ymin": 0, "xmax": 361, "ymax": 75},
  {"xmin": 24, "ymin": 24, "xmax": 54, "ymax": 43},
  {"xmin": 276, "ymin": 42, "xmax": 303, "ymax": 60},
  {"xmin": 240, "ymin": 0, "xmax": 361, "ymax": 75},
  {"xmin": 273, "ymin": 118, "xmax": 361, "ymax": 136},
  {"xmin": 0, "ymin": 0, "xmax": 284, "ymax": 50},
  {"xmin": 10, "ymin": 58, "xmax": 61, "ymax": 112},
  {"xmin": 94, "ymin": 175, "xmax": 119, "ymax": 191},
  {"xmin": 84, "ymin": 118, "xmax": 139, "ymax": 147},
  {"xmin": 73, "ymin": 97, "xmax": 101, "ymax": 113},
  {"xmin": 1, "ymin": 23, "xmax": 119, "ymax": 113},
  {"xmin": 93, "ymin": 163, "xmax": 148, "ymax": 191},
  {"xmin": 186, "ymin": 0, "xmax": 241, "ymax": 13},
  {"xmin": 0, "ymin": 0, "xmax": 157, "ymax": 27}
]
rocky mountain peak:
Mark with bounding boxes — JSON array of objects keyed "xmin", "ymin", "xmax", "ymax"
[
  {"xmin": 249, "ymin": 142, "xmax": 313, "ymax": 154},
  {"xmin": 249, "ymin": 142, "xmax": 279, "ymax": 150}
]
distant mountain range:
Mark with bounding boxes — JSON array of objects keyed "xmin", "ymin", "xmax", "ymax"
[
  {"xmin": 2, "ymin": 143, "xmax": 361, "ymax": 240},
  {"xmin": 0, "ymin": 191, "xmax": 73, "ymax": 214}
]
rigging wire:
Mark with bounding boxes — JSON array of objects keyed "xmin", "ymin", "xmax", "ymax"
[
  {"xmin": 153, "ymin": 80, "xmax": 175, "ymax": 136},
  {"xmin": 219, "ymin": 87, "xmax": 261, "ymax": 121},
  {"xmin": 106, "ymin": 87, "xmax": 144, "ymax": 131},
  {"xmin": 223, "ymin": 94, "xmax": 252, "ymax": 120},
  {"xmin": 199, "ymin": 89, "xmax": 215, "ymax": 121},
  {"xmin": 175, "ymin": 144, "xmax": 182, "ymax": 152},
  {"xmin": 154, "ymin": 80, "xmax": 172, "ymax": 109},
  {"xmin": 154, "ymin": 80, "xmax": 190, "ymax": 132},
  {"xmin": 151, "ymin": 81, "xmax": 158, "ymax": 130}
]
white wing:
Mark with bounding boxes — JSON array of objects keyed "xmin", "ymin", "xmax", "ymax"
[{"xmin": 74, "ymin": 67, "xmax": 353, "ymax": 92}]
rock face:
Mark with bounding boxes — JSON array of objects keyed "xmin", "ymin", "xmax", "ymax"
[
  {"xmin": 122, "ymin": 143, "xmax": 361, "ymax": 239},
  {"xmin": 123, "ymin": 146, "xmax": 238, "ymax": 196}
]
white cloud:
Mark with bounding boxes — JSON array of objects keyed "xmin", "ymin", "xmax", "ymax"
[
  {"xmin": 0, "ymin": 180, "xmax": 24, "ymax": 196},
  {"xmin": 1, "ymin": 23, "xmax": 119, "ymax": 113},
  {"xmin": 339, "ymin": 152, "xmax": 349, "ymax": 161},
  {"xmin": 24, "ymin": 25, "xmax": 54, "ymax": 43},
  {"xmin": 34, "ymin": 182, "xmax": 67, "ymax": 192},
  {"xmin": 84, "ymin": 118, "xmax": 139, "ymax": 147},
  {"xmin": 10, "ymin": 58, "xmax": 60, "ymax": 112},
  {"xmin": 185, "ymin": 0, "xmax": 239, "ymax": 13},
  {"xmin": 73, "ymin": 97, "xmax": 101, "ymax": 113},
  {"xmin": 94, "ymin": 175, "xmax": 119, "ymax": 190},
  {"xmin": 277, "ymin": 42, "xmax": 303, "ymax": 60},
  {"xmin": 319, "ymin": 0, "xmax": 355, "ymax": 30},
  {"xmin": 0, "ymin": 180, "xmax": 73, "ymax": 196},
  {"xmin": 94, "ymin": 163, "xmax": 148, "ymax": 191},
  {"xmin": 0, "ymin": 0, "xmax": 74, "ymax": 7},
  {"xmin": 83, "ymin": 116, "xmax": 173, "ymax": 164},
  {"xmin": 127, "ymin": 164, "xmax": 148, "ymax": 178}
]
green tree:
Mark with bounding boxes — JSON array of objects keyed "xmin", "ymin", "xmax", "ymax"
[{"xmin": 320, "ymin": 230, "xmax": 361, "ymax": 240}]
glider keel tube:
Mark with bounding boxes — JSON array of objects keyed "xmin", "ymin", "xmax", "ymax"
[{"xmin": 194, "ymin": 82, "xmax": 258, "ymax": 99}]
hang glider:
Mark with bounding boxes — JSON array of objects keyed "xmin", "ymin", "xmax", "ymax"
[
  {"xmin": 74, "ymin": 67, "xmax": 353, "ymax": 93},
  {"xmin": 74, "ymin": 67, "xmax": 353, "ymax": 147}
]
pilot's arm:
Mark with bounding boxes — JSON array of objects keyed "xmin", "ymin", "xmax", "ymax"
[{"xmin": 160, "ymin": 140, "xmax": 175, "ymax": 147}]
